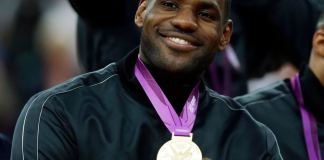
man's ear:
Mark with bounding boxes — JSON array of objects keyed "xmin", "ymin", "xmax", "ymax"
[
  {"xmin": 313, "ymin": 28, "xmax": 324, "ymax": 57},
  {"xmin": 219, "ymin": 20, "xmax": 233, "ymax": 50},
  {"xmin": 135, "ymin": 0, "xmax": 148, "ymax": 28}
]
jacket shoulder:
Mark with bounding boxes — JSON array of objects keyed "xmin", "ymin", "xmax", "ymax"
[
  {"xmin": 234, "ymin": 81, "xmax": 291, "ymax": 107},
  {"xmin": 11, "ymin": 63, "xmax": 119, "ymax": 160},
  {"xmin": 41, "ymin": 63, "xmax": 118, "ymax": 98}
]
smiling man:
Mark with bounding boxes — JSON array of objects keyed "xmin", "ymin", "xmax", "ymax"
[{"xmin": 11, "ymin": 0, "xmax": 282, "ymax": 159}]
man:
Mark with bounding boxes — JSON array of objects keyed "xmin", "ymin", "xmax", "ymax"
[
  {"xmin": 11, "ymin": 0, "xmax": 282, "ymax": 159},
  {"xmin": 235, "ymin": 5, "xmax": 324, "ymax": 159}
]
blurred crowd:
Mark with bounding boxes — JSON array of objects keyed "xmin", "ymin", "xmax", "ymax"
[
  {"xmin": 0, "ymin": 0, "xmax": 80, "ymax": 157},
  {"xmin": 0, "ymin": 0, "xmax": 80, "ymax": 135},
  {"xmin": 0, "ymin": 0, "xmax": 322, "ymax": 159}
]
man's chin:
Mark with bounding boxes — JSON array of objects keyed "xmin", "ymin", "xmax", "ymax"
[{"xmin": 160, "ymin": 63, "xmax": 201, "ymax": 76}]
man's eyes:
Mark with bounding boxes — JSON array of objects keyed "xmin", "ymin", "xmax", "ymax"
[
  {"xmin": 160, "ymin": 1, "xmax": 178, "ymax": 10},
  {"xmin": 198, "ymin": 11, "xmax": 218, "ymax": 21},
  {"xmin": 159, "ymin": 1, "xmax": 219, "ymax": 22}
]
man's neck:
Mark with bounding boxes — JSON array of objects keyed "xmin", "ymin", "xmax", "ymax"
[{"xmin": 144, "ymin": 62, "xmax": 201, "ymax": 115}]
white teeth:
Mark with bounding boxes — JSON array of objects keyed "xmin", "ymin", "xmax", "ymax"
[{"xmin": 168, "ymin": 37, "xmax": 190, "ymax": 45}]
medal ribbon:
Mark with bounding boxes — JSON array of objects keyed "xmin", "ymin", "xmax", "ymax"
[
  {"xmin": 290, "ymin": 74, "xmax": 322, "ymax": 160},
  {"xmin": 135, "ymin": 57, "xmax": 200, "ymax": 136}
]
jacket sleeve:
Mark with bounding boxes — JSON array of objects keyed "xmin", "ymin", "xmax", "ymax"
[
  {"xmin": 11, "ymin": 94, "xmax": 77, "ymax": 160},
  {"xmin": 260, "ymin": 124, "xmax": 283, "ymax": 160}
]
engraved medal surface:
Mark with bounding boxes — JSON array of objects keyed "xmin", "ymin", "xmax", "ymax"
[{"xmin": 157, "ymin": 134, "xmax": 202, "ymax": 160}]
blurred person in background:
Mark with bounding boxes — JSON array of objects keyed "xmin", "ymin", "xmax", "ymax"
[
  {"xmin": 6, "ymin": 0, "xmax": 79, "ymax": 103},
  {"xmin": 0, "ymin": 0, "xmax": 79, "ymax": 147},
  {"xmin": 0, "ymin": 0, "xmax": 25, "ymax": 159},
  {"xmin": 207, "ymin": 45, "xmax": 246, "ymax": 97},
  {"xmin": 0, "ymin": 1, "xmax": 79, "ymax": 160},
  {"xmin": 0, "ymin": 0, "xmax": 22, "ymax": 40},
  {"xmin": 235, "ymin": 1, "xmax": 324, "ymax": 159},
  {"xmin": 230, "ymin": 0, "xmax": 320, "ymax": 92},
  {"xmin": 0, "ymin": 49, "xmax": 18, "ymax": 136},
  {"xmin": 35, "ymin": 0, "xmax": 80, "ymax": 88},
  {"xmin": 0, "ymin": 37, "xmax": 15, "ymax": 160},
  {"xmin": 6, "ymin": 0, "xmax": 47, "ymax": 105},
  {"xmin": 68, "ymin": 0, "xmax": 140, "ymax": 72}
]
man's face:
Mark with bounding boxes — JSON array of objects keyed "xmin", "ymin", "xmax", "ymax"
[{"xmin": 135, "ymin": 0, "xmax": 232, "ymax": 75}]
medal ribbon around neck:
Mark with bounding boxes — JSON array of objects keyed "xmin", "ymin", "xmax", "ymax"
[
  {"xmin": 290, "ymin": 74, "xmax": 322, "ymax": 160},
  {"xmin": 134, "ymin": 56, "xmax": 200, "ymax": 136}
]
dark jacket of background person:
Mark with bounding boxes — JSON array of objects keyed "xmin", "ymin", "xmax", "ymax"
[
  {"xmin": 231, "ymin": 0, "xmax": 320, "ymax": 78},
  {"xmin": 235, "ymin": 2, "xmax": 324, "ymax": 158},
  {"xmin": 69, "ymin": 0, "xmax": 140, "ymax": 72},
  {"xmin": 235, "ymin": 68, "xmax": 324, "ymax": 159}
]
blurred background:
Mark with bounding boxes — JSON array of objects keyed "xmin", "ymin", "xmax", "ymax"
[
  {"xmin": 0, "ymin": 0, "xmax": 321, "ymax": 159},
  {"xmin": 0, "ymin": 0, "xmax": 80, "ymax": 154}
]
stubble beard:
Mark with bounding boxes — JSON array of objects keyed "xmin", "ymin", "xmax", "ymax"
[{"xmin": 139, "ymin": 30, "xmax": 212, "ymax": 79}]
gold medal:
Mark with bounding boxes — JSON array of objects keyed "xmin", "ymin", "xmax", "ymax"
[{"xmin": 157, "ymin": 133, "xmax": 202, "ymax": 160}]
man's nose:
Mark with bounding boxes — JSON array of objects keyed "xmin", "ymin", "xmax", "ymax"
[{"xmin": 171, "ymin": 9, "xmax": 198, "ymax": 32}]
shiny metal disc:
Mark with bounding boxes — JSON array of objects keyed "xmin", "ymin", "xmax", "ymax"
[{"xmin": 157, "ymin": 134, "xmax": 202, "ymax": 160}]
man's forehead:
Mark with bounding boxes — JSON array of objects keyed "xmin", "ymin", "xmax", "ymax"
[
  {"xmin": 139, "ymin": 0, "xmax": 225, "ymax": 5},
  {"xmin": 199, "ymin": 0, "xmax": 224, "ymax": 6},
  {"xmin": 139, "ymin": 0, "xmax": 225, "ymax": 9}
]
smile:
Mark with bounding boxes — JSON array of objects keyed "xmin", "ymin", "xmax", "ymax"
[
  {"xmin": 163, "ymin": 36, "xmax": 198, "ymax": 52},
  {"xmin": 168, "ymin": 37, "xmax": 190, "ymax": 45}
]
